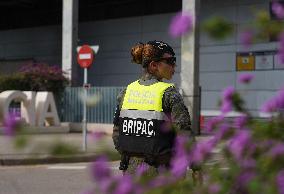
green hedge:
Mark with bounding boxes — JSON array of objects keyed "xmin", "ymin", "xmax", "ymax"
[{"xmin": 0, "ymin": 63, "xmax": 69, "ymax": 95}]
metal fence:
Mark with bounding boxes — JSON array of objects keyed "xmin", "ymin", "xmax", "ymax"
[{"xmin": 59, "ymin": 87, "xmax": 124, "ymax": 123}]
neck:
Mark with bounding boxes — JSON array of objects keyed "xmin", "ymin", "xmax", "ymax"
[{"xmin": 141, "ymin": 70, "xmax": 161, "ymax": 81}]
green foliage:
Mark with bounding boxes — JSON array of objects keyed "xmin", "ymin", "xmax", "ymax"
[
  {"xmin": 0, "ymin": 63, "xmax": 69, "ymax": 96},
  {"xmin": 49, "ymin": 142, "xmax": 79, "ymax": 156},
  {"xmin": 202, "ymin": 16, "xmax": 234, "ymax": 40},
  {"xmin": 254, "ymin": 10, "xmax": 284, "ymax": 41}
]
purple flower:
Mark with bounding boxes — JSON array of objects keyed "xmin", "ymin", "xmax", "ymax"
[
  {"xmin": 227, "ymin": 130, "xmax": 251, "ymax": 161},
  {"xmin": 208, "ymin": 183, "xmax": 221, "ymax": 194},
  {"xmin": 204, "ymin": 115, "xmax": 224, "ymax": 133},
  {"xmin": 272, "ymin": 2, "xmax": 284, "ymax": 19},
  {"xmin": 149, "ymin": 175, "xmax": 170, "ymax": 188},
  {"xmin": 90, "ymin": 156, "xmax": 111, "ymax": 182},
  {"xmin": 3, "ymin": 113, "xmax": 19, "ymax": 136},
  {"xmin": 238, "ymin": 73, "xmax": 254, "ymax": 84},
  {"xmin": 214, "ymin": 122, "xmax": 230, "ymax": 141},
  {"xmin": 277, "ymin": 170, "xmax": 284, "ymax": 194},
  {"xmin": 191, "ymin": 139, "xmax": 215, "ymax": 163},
  {"xmin": 173, "ymin": 135, "xmax": 188, "ymax": 156},
  {"xmin": 268, "ymin": 143, "xmax": 284, "ymax": 158},
  {"xmin": 261, "ymin": 98, "xmax": 277, "ymax": 113},
  {"xmin": 136, "ymin": 163, "xmax": 149, "ymax": 176},
  {"xmin": 222, "ymin": 86, "xmax": 235, "ymax": 100},
  {"xmin": 234, "ymin": 115, "xmax": 248, "ymax": 129},
  {"xmin": 170, "ymin": 135, "xmax": 189, "ymax": 177},
  {"xmin": 236, "ymin": 171, "xmax": 255, "ymax": 188},
  {"xmin": 113, "ymin": 175, "xmax": 134, "ymax": 194},
  {"xmin": 89, "ymin": 131, "xmax": 105, "ymax": 140},
  {"xmin": 169, "ymin": 11, "xmax": 193, "ymax": 38},
  {"xmin": 221, "ymin": 99, "xmax": 232, "ymax": 113},
  {"xmin": 170, "ymin": 154, "xmax": 189, "ymax": 177},
  {"xmin": 240, "ymin": 159, "xmax": 256, "ymax": 169},
  {"xmin": 240, "ymin": 30, "xmax": 253, "ymax": 48},
  {"xmin": 261, "ymin": 87, "xmax": 284, "ymax": 112},
  {"xmin": 220, "ymin": 86, "xmax": 235, "ymax": 114}
]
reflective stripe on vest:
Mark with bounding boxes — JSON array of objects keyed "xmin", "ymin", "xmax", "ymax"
[
  {"xmin": 120, "ymin": 109, "xmax": 169, "ymax": 121},
  {"xmin": 122, "ymin": 80, "xmax": 174, "ymax": 112}
]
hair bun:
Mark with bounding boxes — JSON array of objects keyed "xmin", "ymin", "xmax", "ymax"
[{"xmin": 131, "ymin": 43, "xmax": 144, "ymax": 64}]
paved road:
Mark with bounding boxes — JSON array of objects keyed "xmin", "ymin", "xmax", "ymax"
[{"xmin": 0, "ymin": 162, "xmax": 120, "ymax": 194}]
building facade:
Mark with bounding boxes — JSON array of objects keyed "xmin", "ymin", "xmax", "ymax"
[{"xmin": 0, "ymin": 0, "xmax": 281, "ymax": 117}]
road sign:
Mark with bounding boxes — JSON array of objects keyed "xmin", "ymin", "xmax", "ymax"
[{"xmin": 77, "ymin": 45, "xmax": 94, "ymax": 68}]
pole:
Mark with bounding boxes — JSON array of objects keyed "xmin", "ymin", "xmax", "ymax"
[
  {"xmin": 181, "ymin": 0, "xmax": 200, "ymax": 135},
  {"xmin": 82, "ymin": 68, "xmax": 88, "ymax": 151}
]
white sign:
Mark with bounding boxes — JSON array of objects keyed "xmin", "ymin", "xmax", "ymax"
[
  {"xmin": 79, "ymin": 54, "xmax": 92, "ymax": 60},
  {"xmin": 274, "ymin": 55, "xmax": 284, "ymax": 69},
  {"xmin": 255, "ymin": 55, "xmax": 273, "ymax": 70},
  {"xmin": 0, "ymin": 91, "xmax": 60, "ymax": 127}
]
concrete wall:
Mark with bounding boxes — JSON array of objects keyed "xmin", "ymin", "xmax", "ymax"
[
  {"xmin": 0, "ymin": 26, "xmax": 62, "ymax": 73},
  {"xmin": 0, "ymin": 13, "xmax": 181, "ymax": 86},
  {"xmin": 78, "ymin": 13, "xmax": 181, "ymax": 86},
  {"xmin": 199, "ymin": 0, "xmax": 282, "ymax": 116}
]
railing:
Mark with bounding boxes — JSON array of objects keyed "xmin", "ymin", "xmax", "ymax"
[{"xmin": 59, "ymin": 87, "xmax": 124, "ymax": 123}]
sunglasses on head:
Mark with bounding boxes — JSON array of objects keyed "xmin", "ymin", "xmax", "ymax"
[{"xmin": 158, "ymin": 57, "xmax": 176, "ymax": 65}]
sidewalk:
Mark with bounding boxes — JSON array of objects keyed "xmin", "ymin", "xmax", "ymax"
[
  {"xmin": 0, "ymin": 132, "xmax": 217, "ymax": 166},
  {"xmin": 0, "ymin": 132, "xmax": 116, "ymax": 165}
]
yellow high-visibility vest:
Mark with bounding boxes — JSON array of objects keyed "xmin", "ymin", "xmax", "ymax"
[{"xmin": 122, "ymin": 80, "xmax": 174, "ymax": 112}]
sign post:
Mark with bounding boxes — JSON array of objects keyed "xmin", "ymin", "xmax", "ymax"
[{"xmin": 77, "ymin": 45, "xmax": 94, "ymax": 151}]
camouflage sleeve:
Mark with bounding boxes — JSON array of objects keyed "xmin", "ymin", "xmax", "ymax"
[
  {"xmin": 112, "ymin": 88, "xmax": 126, "ymax": 151},
  {"xmin": 162, "ymin": 86, "xmax": 192, "ymax": 132}
]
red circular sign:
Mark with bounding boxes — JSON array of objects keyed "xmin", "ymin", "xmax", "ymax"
[{"xmin": 77, "ymin": 45, "xmax": 94, "ymax": 68}]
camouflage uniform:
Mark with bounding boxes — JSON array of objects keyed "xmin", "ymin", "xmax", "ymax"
[{"xmin": 112, "ymin": 73, "xmax": 193, "ymax": 176}]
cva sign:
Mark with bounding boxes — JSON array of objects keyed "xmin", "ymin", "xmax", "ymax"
[{"xmin": 0, "ymin": 91, "xmax": 60, "ymax": 127}]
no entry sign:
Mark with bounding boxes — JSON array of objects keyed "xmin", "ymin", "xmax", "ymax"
[{"xmin": 77, "ymin": 45, "xmax": 94, "ymax": 68}]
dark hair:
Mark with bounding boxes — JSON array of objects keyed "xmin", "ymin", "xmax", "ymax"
[{"xmin": 131, "ymin": 40, "xmax": 175, "ymax": 68}]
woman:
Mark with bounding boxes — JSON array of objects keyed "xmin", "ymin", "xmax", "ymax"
[{"xmin": 112, "ymin": 40, "xmax": 194, "ymax": 176}]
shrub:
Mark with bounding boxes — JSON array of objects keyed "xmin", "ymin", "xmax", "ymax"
[{"xmin": 0, "ymin": 63, "xmax": 69, "ymax": 96}]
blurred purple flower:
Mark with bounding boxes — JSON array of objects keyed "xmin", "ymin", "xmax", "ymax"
[
  {"xmin": 272, "ymin": 2, "xmax": 284, "ymax": 19},
  {"xmin": 90, "ymin": 156, "xmax": 111, "ymax": 182},
  {"xmin": 268, "ymin": 143, "xmax": 284, "ymax": 158},
  {"xmin": 208, "ymin": 183, "xmax": 221, "ymax": 194},
  {"xmin": 236, "ymin": 171, "xmax": 255, "ymax": 188},
  {"xmin": 234, "ymin": 115, "xmax": 248, "ymax": 129},
  {"xmin": 261, "ymin": 87, "xmax": 284, "ymax": 112},
  {"xmin": 221, "ymin": 100, "xmax": 232, "ymax": 114},
  {"xmin": 149, "ymin": 175, "xmax": 170, "ymax": 188},
  {"xmin": 89, "ymin": 131, "xmax": 106, "ymax": 141},
  {"xmin": 191, "ymin": 139, "xmax": 215, "ymax": 163},
  {"xmin": 170, "ymin": 154, "xmax": 189, "ymax": 177},
  {"xmin": 277, "ymin": 170, "xmax": 284, "ymax": 194},
  {"xmin": 170, "ymin": 135, "xmax": 189, "ymax": 177},
  {"xmin": 240, "ymin": 159, "xmax": 256, "ymax": 169},
  {"xmin": 136, "ymin": 163, "xmax": 149, "ymax": 176},
  {"xmin": 240, "ymin": 30, "xmax": 253, "ymax": 48},
  {"xmin": 238, "ymin": 73, "xmax": 254, "ymax": 84},
  {"xmin": 113, "ymin": 175, "xmax": 134, "ymax": 194},
  {"xmin": 169, "ymin": 11, "xmax": 193, "ymax": 38},
  {"xmin": 222, "ymin": 86, "xmax": 235, "ymax": 100},
  {"xmin": 204, "ymin": 115, "xmax": 224, "ymax": 133},
  {"xmin": 173, "ymin": 135, "xmax": 188, "ymax": 156},
  {"xmin": 214, "ymin": 122, "xmax": 230, "ymax": 141},
  {"xmin": 227, "ymin": 130, "xmax": 251, "ymax": 160},
  {"xmin": 3, "ymin": 113, "xmax": 19, "ymax": 136},
  {"xmin": 261, "ymin": 98, "xmax": 277, "ymax": 113},
  {"xmin": 220, "ymin": 86, "xmax": 235, "ymax": 114}
]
